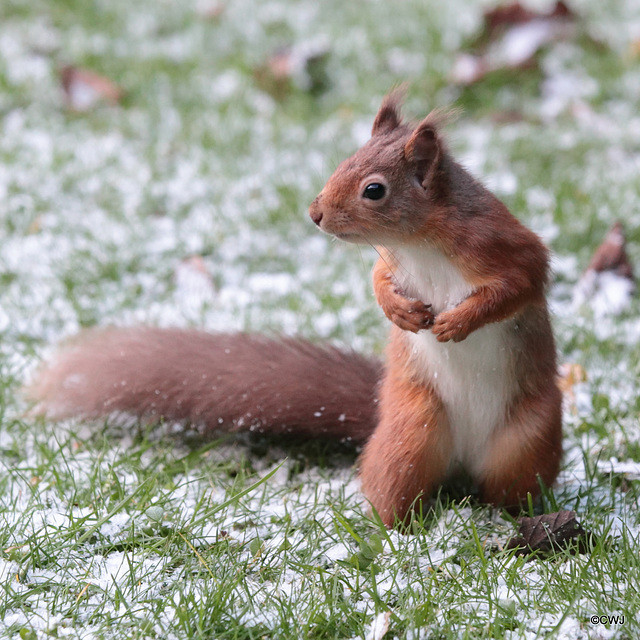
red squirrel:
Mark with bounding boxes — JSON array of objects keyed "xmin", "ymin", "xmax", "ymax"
[
  {"xmin": 309, "ymin": 90, "xmax": 562, "ymax": 524},
  {"xmin": 29, "ymin": 91, "xmax": 562, "ymax": 527}
]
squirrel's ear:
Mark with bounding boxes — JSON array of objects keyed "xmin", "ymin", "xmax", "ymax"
[
  {"xmin": 371, "ymin": 89, "xmax": 404, "ymax": 136},
  {"xmin": 404, "ymin": 118, "xmax": 441, "ymax": 188}
]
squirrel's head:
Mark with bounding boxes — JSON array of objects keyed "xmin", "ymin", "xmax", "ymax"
[{"xmin": 309, "ymin": 89, "xmax": 450, "ymax": 245}]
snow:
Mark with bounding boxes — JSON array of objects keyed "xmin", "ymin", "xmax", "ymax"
[
  {"xmin": 597, "ymin": 458, "xmax": 640, "ymax": 481},
  {"xmin": 573, "ymin": 270, "xmax": 635, "ymax": 316},
  {"xmin": 2, "ymin": 0, "xmax": 640, "ymax": 637}
]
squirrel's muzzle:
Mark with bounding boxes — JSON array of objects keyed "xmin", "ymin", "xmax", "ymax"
[{"xmin": 309, "ymin": 196, "xmax": 323, "ymax": 226}]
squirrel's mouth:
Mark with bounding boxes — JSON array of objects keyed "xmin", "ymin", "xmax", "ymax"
[{"xmin": 334, "ymin": 232, "xmax": 366, "ymax": 244}]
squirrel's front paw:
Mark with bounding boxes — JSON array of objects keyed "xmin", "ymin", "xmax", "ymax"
[
  {"xmin": 382, "ymin": 291, "xmax": 434, "ymax": 333},
  {"xmin": 432, "ymin": 312, "xmax": 470, "ymax": 343}
]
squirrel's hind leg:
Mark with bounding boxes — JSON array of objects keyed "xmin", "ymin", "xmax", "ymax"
[
  {"xmin": 359, "ymin": 370, "xmax": 451, "ymax": 528},
  {"xmin": 477, "ymin": 383, "xmax": 563, "ymax": 510}
]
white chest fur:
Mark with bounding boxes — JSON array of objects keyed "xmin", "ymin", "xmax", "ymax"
[{"xmin": 391, "ymin": 245, "xmax": 517, "ymax": 473}]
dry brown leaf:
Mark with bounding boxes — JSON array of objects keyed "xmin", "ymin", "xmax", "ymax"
[
  {"xmin": 629, "ymin": 39, "xmax": 640, "ymax": 60},
  {"xmin": 254, "ymin": 41, "xmax": 330, "ymax": 98},
  {"xmin": 484, "ymin": 1, "xmax": 573, "ymax": 37},
  {"xmin": 28, "ymin": 217, "xmax": 42, "ymax": 234},
  {"xmin": 586, "ymin": 221, "xmax": 634, "ymax": 280},
  {"xmin": 365, "ymin": 611, "xmax": 391, "ymax": 640},
  {"xmin": 60, "ymin": 65, "xmax": 123, "ymax": 112},
  {"xmin": 451, "ymin": 1, "xmax": 576, "ymax": 85},
  {"xmin": 573, "ymin": 221, "xmax": 636, "ymax": 314},
  {"xmin": 507, "ymin": 510, "xmax": 590, "ymax": 556},
  {"xmin": 558, "ymin": 362, "xmax": 587, "ymax": 397}
]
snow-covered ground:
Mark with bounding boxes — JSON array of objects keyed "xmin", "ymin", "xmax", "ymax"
[{"xmin": 1, "ymin": 0, "xmax": 640, "ymax": 637}]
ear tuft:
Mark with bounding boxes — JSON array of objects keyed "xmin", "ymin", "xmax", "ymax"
[
  {"xmin": 404, "ymin": 111, "xmax": 448, "ymax": 188},
  {"xmin": 371, "ymin": 87, "xmax": 406, "ymax": 137}
]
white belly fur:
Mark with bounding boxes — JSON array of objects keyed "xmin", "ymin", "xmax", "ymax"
[{"xmin": 392, "ymin": 245, "xmax": 517, "ymax": 473}]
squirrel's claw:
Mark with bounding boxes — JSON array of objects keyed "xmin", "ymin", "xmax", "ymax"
[
  {"xmin": 385, "ymin": 294, "xmax": 434, "ymax": 333},
  {"xmin": 432, "ymin": 312, "xmax": 469, "ymax": 343}
]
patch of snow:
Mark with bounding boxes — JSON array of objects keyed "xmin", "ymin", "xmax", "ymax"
[{"xmin": 573, "ymin": 270, "xmax": 635, "ymax": 317}]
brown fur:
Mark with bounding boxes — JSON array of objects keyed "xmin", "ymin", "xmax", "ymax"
[
  {"xmin": 311, "ymin": 93, "xmax": 562, "ymax": 526},
  {"xmin": 29, "ymin": 328, "xmax": 381, "ymax": 444},
  {"xmin": 359, "ymin": 330, "xmax": 451, "ymax": 525},
  {"xmin": 478, "ymin": 383, "xmax": 563, "ymax": 506}
]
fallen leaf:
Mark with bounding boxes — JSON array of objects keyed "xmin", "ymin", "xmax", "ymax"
[
  {"xmin": 484, "ymin": 1, "xmax": 573, "ymax": 38},
  {"xmin": 585, "ymin": 221, "xmax": 634, "ymax": 279},
  {"xmin": 27, "ymin": 217, "xmax": 42, "ymax": 234},
  {"xmin": 507, "ymin": 510, "xmax": 590, "ymax": 556},
  {"xmin": 629, "ymin": 39, "xmax": 640, "ymax": 60},
  {"xmin": 365, "ymin": 610, "xmax": 391, "ymax": 640},
  {"xmin": 451, "ymin": 1, "xmax": 576, "ymax": 85},
  {"xmin": 60, "ymin": 65, "xmax": 123, "ymax": 112},
  {"xmin": 558, "ymin": 362, "xmax": 587, "ymax": 411},
  {"xmin": 254, "ymin": 40, "xmax": 330, "ymax": 98},
  {"xmin": 573, "ymin": 221, "xmax": 635, "ymax": 314}
]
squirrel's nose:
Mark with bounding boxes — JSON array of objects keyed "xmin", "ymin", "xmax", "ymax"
[{"xmin": 309, "ymin": 198, "xmax": 323, "ymax": 226}]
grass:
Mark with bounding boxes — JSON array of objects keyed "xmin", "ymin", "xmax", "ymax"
[{"xmin": 1, "ymin": 0, "xmax": 640, "ymax": 637}]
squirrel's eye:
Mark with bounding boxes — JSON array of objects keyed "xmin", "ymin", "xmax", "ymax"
[{"xmin": 362, "ymin": 183, "xmax": 386, "ymax": 200}]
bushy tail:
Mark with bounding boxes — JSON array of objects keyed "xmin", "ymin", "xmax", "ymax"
[{"xmin": 28, "ymin": 328, "xmax": 382, "ymax": 444}]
